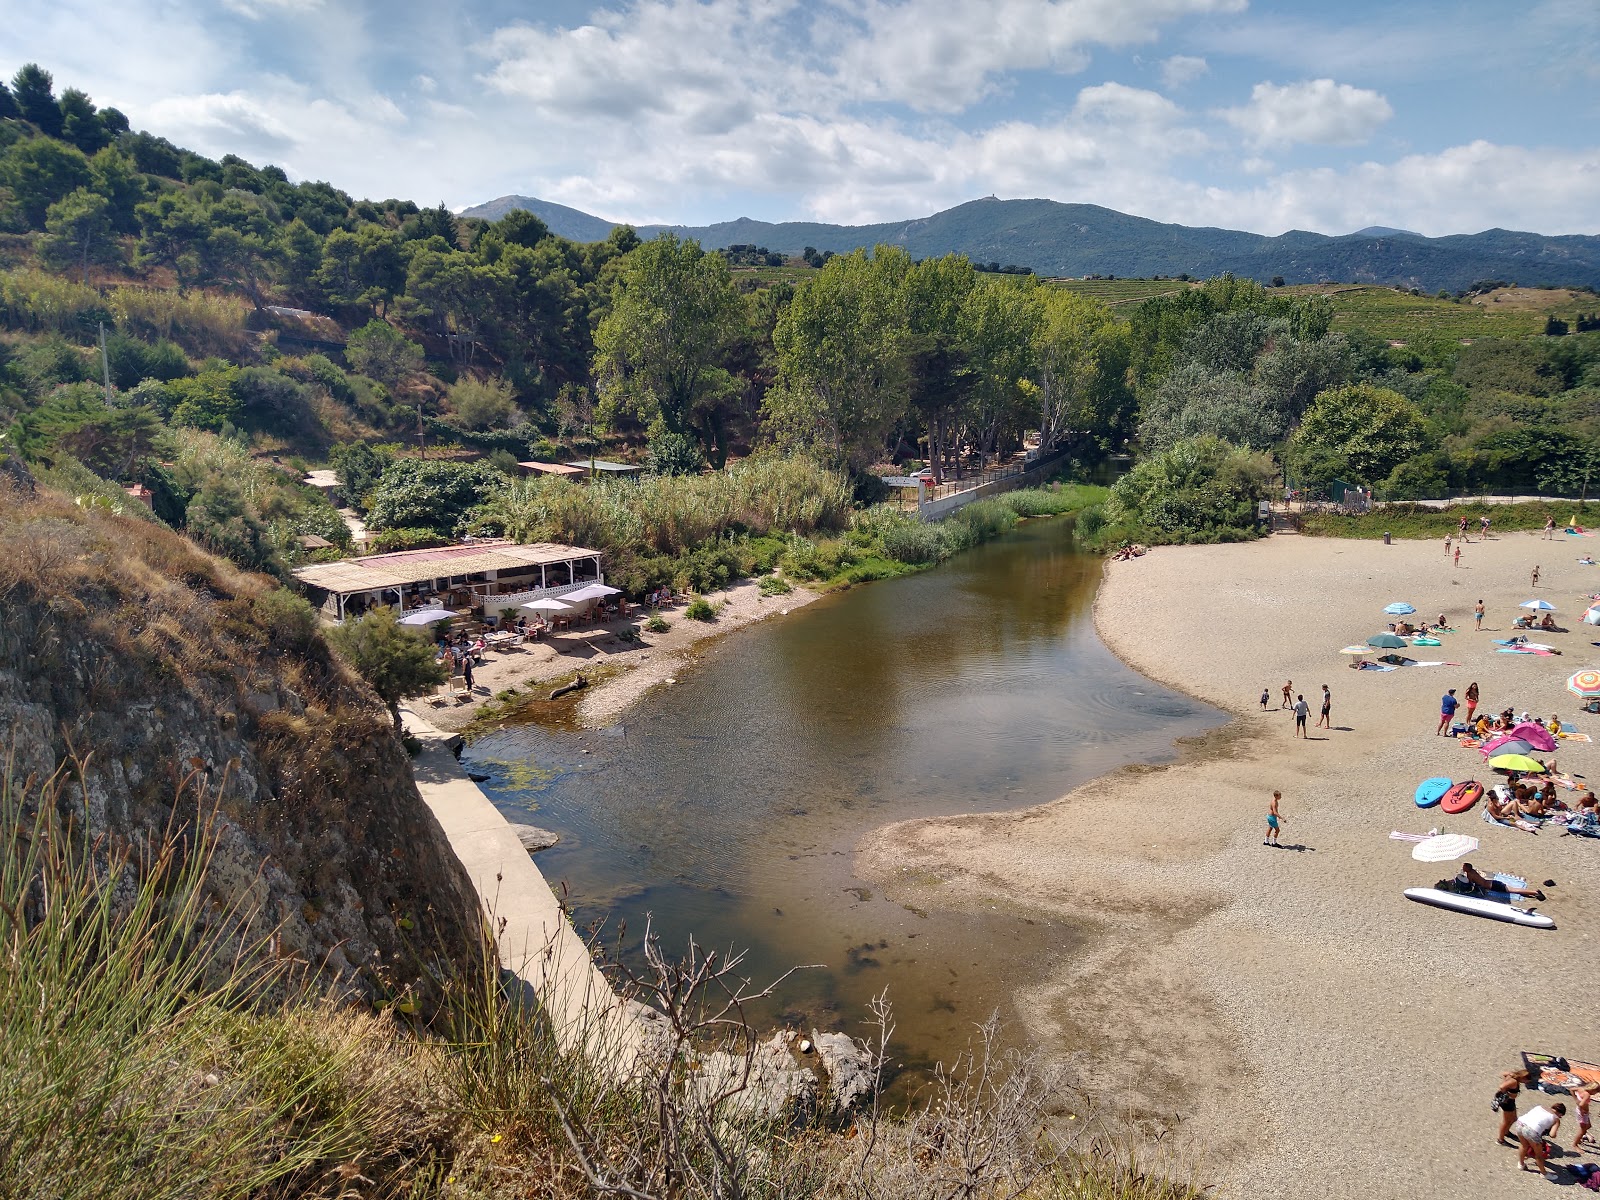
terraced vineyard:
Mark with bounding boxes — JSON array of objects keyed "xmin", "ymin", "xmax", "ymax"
[
  {"xmin": 1282, "ymin": 284, "xmax": 1554, "ymax": 341},
  {"xmin": 1048, "ymin": 277, "xmax": 1196, "ymax": 306}
]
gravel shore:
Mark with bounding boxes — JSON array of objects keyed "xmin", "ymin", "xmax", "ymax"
[{"xmin": 857, "ymin": 529, "xmax": 1598, "ymax": 1198}]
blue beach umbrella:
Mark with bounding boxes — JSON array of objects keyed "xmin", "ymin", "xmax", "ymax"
[
  {"xmin": 1384, "ymin": 602, "xmax": 1416, "ymax": 615},
  {"xmin": 1520, "ymin": 599, "xmax": 1556, "ymax": 611}
]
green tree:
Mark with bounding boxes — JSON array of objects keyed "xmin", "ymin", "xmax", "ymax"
[
  {"xmin": 1030, "ymin": 287, "xmax": 1132, "ymax": 454},
  {"xmin": 328, "ymin": 607, "xmax": 448, "ymax": 730},
  {"xmin": 329, "ymin": 441, "xmax": 395, "ymax": 512},
  {"xmin": 646, "ymin": 428, "xmax": 706, "ymax": 476},
  {"xmin": 0, "ymin": 82, "xmax": 19, "ymax": 122},
  {"xmin": 400, "ymin": 246, "xmax": 505, "ymax": 367},
  {"xmin": 766, "ymin": 245, "xmax": 912, "ymax": 472},
  {"xmin": 11, "ymin": 65, "xmax": 61, "ymax": 137},
  {"xmin": 1, "ymin": 137, "xmax": 93, "ymax": 227},
  {"xmin": 593, "ymin": 233, "xmax": 741, "ymax": 467},
  {"xmin": 960, "ymin": 276, "xmax": 1040, "ymax": 466},
  {"xmin": 57, "ymin": 88, "xmax": 109, "ymax": 155},
  {"xmin": 903, "ymin": 254, "xmax": 977, "ymax": 483},
  {"xmin": 446, "ymin": 375, "xmax": 517, "ymax": 431},
  {"xmin": 364, "ymin": 458, "xmax": 504, "ymax": 535},
  {"xmin": 315, "ymin": 225, "xmax": 405, "ymax": 314},
  {"xmin": 344, "ymin": 320, "xmax": 424, "ymax": 386},
  {"xmin": 1288, "ymin": 383, "xmax": 1428, "ymax": 486},
  {"xmin": 42, "ymin": 187, "xmax": 117, "ymax": 283},
  {"xmin": 89, "ymin": 147, "xmax": 147, "ymax": 233}
]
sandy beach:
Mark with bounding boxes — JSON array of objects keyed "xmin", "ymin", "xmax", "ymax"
[
  {"xmin": 425, "ymin": 578, "xmax": 822, "ymax": 734},
  {"xmin": 857, "ymin": 529, "xmax": 1599, "ymax": 1198}
]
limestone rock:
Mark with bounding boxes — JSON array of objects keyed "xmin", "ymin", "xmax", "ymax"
[
  {"xmin": 693, "ymin": 1032, "xmax": 818, "ymax": 1123},
  {"xmin": 510, "ymin": 823, "xmax": 560, "ymax": 854},
  {"xmin": 811, "ymin": 1029, "xmax": 876, "ymax": 1113}
]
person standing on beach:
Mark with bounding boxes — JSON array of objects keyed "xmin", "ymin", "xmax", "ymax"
[
  {"xmin": 1438, "ymin": 688, "xmax": 1459, "ymax": 735},
  {"xmin": 1444, "ymin": 534, "xmax": 1452, "ymax": 557},
  {"xmin": 1464, "ymin": 681, "xmax": 1480, "ymax": 726},
  {"xmin": 1573, "ymin": 1088, "xmax": 1593, "ymax": 1151},
  {"xmin": 1475, "ymin": 599, "xmax": 1485, "ymax": 630},
  {"xmin": 1317, "ymin": 684, "xmax": 1331, "ymax": 729},
  {"xmin": 1545, "ymin": 515, "xmax": 1557, "ymax": 540},
  {"xmin": 1454, "ymin": 545, "xmax": 1461, "ymax": 568},
  {"xmin": 1495, "ymin": 1070, "xmax": 1527, "ymax": 1145},
  {"xmin": 1532, "ymin": 564, "xmax": 1541, "ymax": 588},
  {"xmin": 1281, "ymin": 679, "xmax": 1293, "ymax": 708},
  {"xmin": 1293, "ymin": 694, "xmax": 1309, "ymax": 737},
  {"xmin": 1260, "ymin": 687, "xmax": 1270, "ymax": 710},
  {"xmin": 1265, "ymin": 791, "xmax": 1284, "ymax": 846}
]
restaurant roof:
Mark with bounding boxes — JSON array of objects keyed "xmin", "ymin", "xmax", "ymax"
[
  {"xmin": 293, "ymin": 540, "xmax": 601, "ymax": 594},
  {"xmin": 519, "ymin": 461, "xmax": 588, "ymax": 477},
  {"xmin": 565, "ymin": 459, "xmax": 641, "ymax": 473}
]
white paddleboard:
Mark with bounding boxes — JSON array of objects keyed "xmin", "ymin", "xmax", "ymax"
[{"xmin": 1404, "ymin": 887, "xmax": 1555, "ymax": 929}]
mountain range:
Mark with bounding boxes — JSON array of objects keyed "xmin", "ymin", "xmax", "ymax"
[{"xmin": 460, "ymin": 195, "xmax": 1600, "ymax": 293}]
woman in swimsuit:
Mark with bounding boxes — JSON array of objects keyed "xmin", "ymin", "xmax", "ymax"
[{"xmin": 1496, "ymin": 1070, "xmax": 1529, "ymax": 1144}]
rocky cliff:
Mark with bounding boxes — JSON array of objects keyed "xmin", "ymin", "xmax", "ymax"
[{"xmin": 0, "ymin": 468, "xmax": 483, "ymax": 1009}]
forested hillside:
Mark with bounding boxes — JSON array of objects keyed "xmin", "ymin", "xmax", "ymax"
[
  {"xmin": 5, "ymin": 61, "xmax": 1600, "ymax": 578},
  {"xmin": 464, "ymin": 194, "xmax": 1600, "ymax": 294}
]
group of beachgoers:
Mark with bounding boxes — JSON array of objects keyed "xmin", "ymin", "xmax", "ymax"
[{"xmin": 1495, "ymin": 1070, "xmax": 1595, "ymax": 1178}]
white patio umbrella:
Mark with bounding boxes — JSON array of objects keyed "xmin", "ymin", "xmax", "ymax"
[
  {"xmin": 1338, "ymin": 645, "xmax": 1372, "ymax": 655},
  {"xmin": 565, "ymin": 582, "xmax": 622, "ymax": 602},
  {"xmin": 1411, "ymin": 833, "xmax": 1480, "ymax": 862},
  {"xmin": 397, "ymin": 608, "xmax": 452, "ymax": 626},
  {"xmin": 520, "ymin": 598, "xmax": 574, "ymax": 613},
  {"xmin": 1520, "ymin": 599, "xmax": 1557, "ymax": 611}
]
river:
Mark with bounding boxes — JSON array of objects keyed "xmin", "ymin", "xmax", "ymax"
[{"xmin": 466, "ymin": 516, "xmax": 1222, "ymax": 1072}]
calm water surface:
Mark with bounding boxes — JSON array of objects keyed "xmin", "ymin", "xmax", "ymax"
[{"xmin": 468, "ymin": 518, "xmax": 1221, "ymax": 1069}]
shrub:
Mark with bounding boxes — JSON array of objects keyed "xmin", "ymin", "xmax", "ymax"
[
  {"xmin": 757, "ymin": 574, "xmax": 793, "ymax": 596},
  {"xmin": 645, "ymin": 611, "xmax": 670, "ymax": 633},
  {"xmin": 366, "ymin": 526, "xmax": 450, "ymax": 553},
  {"xmin": 684, "ymin": 597, "xmax": 714, "ymax": 621}
]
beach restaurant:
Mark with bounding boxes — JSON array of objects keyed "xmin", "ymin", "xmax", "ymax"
[{"xmin": 293, "ymin": 540, "xmax": 604, "ymax": 623}]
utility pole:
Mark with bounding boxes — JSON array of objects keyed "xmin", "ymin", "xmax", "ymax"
[
  {"xmin": 416, "ymin": 401, "xmax": 426, "ymax": 460},
  {"xmin": 98, "ymin": 322, "xmax": 113, "ymax": 406}
]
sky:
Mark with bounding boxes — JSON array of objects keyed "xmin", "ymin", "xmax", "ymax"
[{"xmin": 8, "ymin": 0, "xmax": 1600, "ymax": 236}]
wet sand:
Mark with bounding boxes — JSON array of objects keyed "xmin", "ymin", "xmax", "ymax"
[
  {"xmin": 425, "ymin": 579, "xmax": 820, "ymax": 733},
  {"xmin": 857, "ymin": 530, "xmax": 1599, "ymax": 1197}
]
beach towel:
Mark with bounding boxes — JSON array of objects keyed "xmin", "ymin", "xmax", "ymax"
[
  {"xmin": 1483, "ymin": 808, "xmax": 1542, "ymax": 834},
  {"xmin": 1498, "ymin": 647, "xmax": 1556, "ymax": 655},
  {"xmin": 1559, "ymin": 812, "xmax": 1600, "ymax": 837},
  {"xmin": 1459, "ymin": 737, "xmax": 1483, "ymax": 748},
  {"xmin": 1560, "ymin": 731, "xmax": 1593, "ymax": 742}
]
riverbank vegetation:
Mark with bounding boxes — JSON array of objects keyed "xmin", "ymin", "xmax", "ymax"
[
  {"xmin": 1, "ymin": 756, "xmax": 1204, "ymax": 1200},
  {"xmin": 1299, "ymin": 499, "xmax": 1600, "ymax": 540}
]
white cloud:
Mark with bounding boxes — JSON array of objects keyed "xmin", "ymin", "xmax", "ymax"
[
  {"xmin": 221, "ymin": 0, "xmax": 323, "ymax": 18},
  {"xmin": 828, "ymin": 0, "xmax": 1243, "ymax": 111},
  {"xmin": 145, "ymin": 91, "xmax": 299, "ymax": 150},
  {"xmin": 1160, "ymin": 54, "xmax": 1208, "ymax": 88},
  {"xmin": 1221, "ymin": 79, "xmax": 1393, "ymax": 148}
]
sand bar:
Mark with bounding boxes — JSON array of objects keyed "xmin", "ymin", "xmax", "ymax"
[{"xmin": 858, "ymin": 529, "xmax": 1598, "ymax": 1198}]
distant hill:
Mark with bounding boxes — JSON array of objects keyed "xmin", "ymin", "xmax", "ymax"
[
  {"xmin": 460, "ymin": 195, "xmax": 1600, "ymax": 293},
  {"xmin": 462, "ymin": 195, "xmax": 618, "ymax": 243}
]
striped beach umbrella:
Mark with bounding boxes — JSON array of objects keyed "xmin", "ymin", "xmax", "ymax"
[
  {"xmin": 1384, "ymin": 602, "xmax": 1416, "ymax": 615},
  {"xmin": 1567, "ymin": 668, "xmax": 1600, "ymax": 699},
  {"xmin": 1520, "ymin": 599, "xmax": 1557, "ymax": 611}
]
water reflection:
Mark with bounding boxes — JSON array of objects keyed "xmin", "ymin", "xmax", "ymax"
[{"xmin": 469, "ymin": 517, "xmax": 1220, "ymax": 1065}]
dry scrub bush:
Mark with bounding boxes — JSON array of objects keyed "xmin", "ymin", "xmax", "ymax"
[
  {"xmin": 109, "ymin": 286, "xmax": 250, "ymax": 358},
  {"xmin": 0, "ymin": 267, "xmax": 104, "ymax": 334}
]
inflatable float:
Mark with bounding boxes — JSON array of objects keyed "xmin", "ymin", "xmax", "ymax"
[{"xmin": 1404, "ymin": 887, "xmax": 1555, "ymax": 929}]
